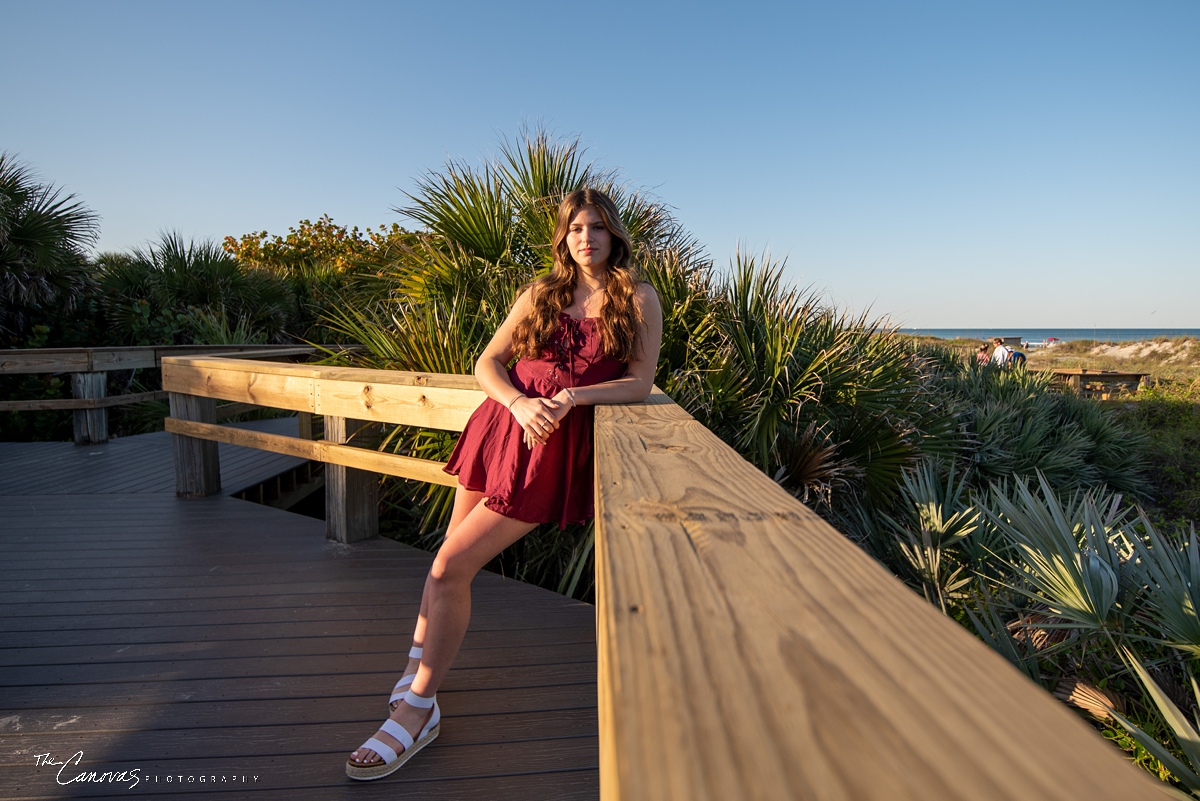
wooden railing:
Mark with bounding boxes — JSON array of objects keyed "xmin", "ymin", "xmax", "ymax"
[
  {"xmin": 160, "ymin": 353, "xmax": 483, "ymax": 542},
  {"xmin": 160, "ymin": 356, "xmax": 1161, "ymax": 799},
  {"xmin": 0, "ymin": 344, "xmax": 317, "ymax": 444}
]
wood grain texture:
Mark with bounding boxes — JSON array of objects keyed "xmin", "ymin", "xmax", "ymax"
[
  {"xmin": 168, "ymin": 393, "xmax": 220, "ymax": 496},
  {"xmin": 162, "ymin": 361, "xmax": 319, "ymax": 412},
  {"xmin": 324, "ymin": 415, "xmax": 378, "ymax": 543},
  {"xmin": 593, "ymin": 398, "xmax": 1159, "ymax": 801},
  {"xmin": 161, "ymin": 358, "xmax": 486, "ymax": 431},
  {"xmin": 315, "ymin": 378, "xmax": 485, "ymax": 431},
  {"xmin": 70, "ymin": 372, "xmax": 107, "ymax": 445}
]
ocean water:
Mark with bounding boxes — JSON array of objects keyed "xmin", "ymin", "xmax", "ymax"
[{"xmin": 906, "ymin": 328, "xmax": 1200, "ymax": 344}]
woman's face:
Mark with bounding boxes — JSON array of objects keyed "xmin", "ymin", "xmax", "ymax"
[{"xmin": 566, "ymin": 205, "xmax": 612, "ymax": 271}]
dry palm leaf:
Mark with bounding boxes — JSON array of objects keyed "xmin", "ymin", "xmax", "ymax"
[
  {"xmin": 1006, "ymin": 610, "xmax": 1076, "ymax": 652},
  {"xmin": 1053, "ymin": 677, "xmax": 1126, "ymax": 720}
]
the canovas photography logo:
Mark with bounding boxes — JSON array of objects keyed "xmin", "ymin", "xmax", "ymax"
[{"xmin": 34, "ymin": 751, "xmax": 260, "ymax": 790}]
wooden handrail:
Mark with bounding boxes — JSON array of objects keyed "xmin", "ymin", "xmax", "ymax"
[
  {"xmin": 159, "ymin": 356, "xmax": 1160, "ymax": 798},
  {"xmin": 161, "ymin": 355, "xmax": 486, "ymax": 541},
  {"xmin": 1, "ymin": 344, "xmax": 321, "ymax": 445},
  {"xmin": 0, "ymin": 344, "xmax": 320, "ymax": 374},
  {"xmin": 161, "ymin": 354, "xmax": 485, "ymax": 431},
  {"xmin": 592, "ymin": 394, "xmax": 1158, "ymax": 800}
]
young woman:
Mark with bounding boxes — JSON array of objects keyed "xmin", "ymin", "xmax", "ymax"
[{"xmin": 347, "ymin": 188, "xmax": 663, "ymax": 780}]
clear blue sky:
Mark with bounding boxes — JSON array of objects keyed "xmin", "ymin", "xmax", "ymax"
[{"xmin": 3, "ymin": 0, "xmax": 1197, "ymax": 328}]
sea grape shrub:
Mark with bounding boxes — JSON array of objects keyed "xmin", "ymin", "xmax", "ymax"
[
  {"xmin": 223, "ymin": 216, "xmax": 422, "ymax": 341},
  {"xmin": 223, "ymin": 215, "xmax": 419, "ymax": 276}
]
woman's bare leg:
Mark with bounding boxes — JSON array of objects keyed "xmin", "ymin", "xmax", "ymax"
[
  {"xmin": 391, "ymin": 486, "xmax": 487, "ymax": 707},
  {"xmin": 352, "ymin": 502, "xmax": 534, "ymax": 764},
  {"xmin": 409, "ymin": 487, "xmax": 486, "ymax": 648}
]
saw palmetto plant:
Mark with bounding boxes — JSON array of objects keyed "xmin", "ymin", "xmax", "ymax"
[
  {"xmin": 882, "ymin": 459, "xmax": 980, "ymax": 613},
  {"xmin": 0, "ymin": 152, "xmax": 99, "ymax": 343},
  {"xmin": 97, "ymin": 232, "xmax": 294, "ymax": 344}
]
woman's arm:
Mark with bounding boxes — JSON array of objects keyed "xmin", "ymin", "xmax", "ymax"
[
  {"xmin": 475, "ymin": 289, "xmax": 564, "ymax": 447},
  {"xmin": 550, "ymin": 283, "xmax": 664, "ymax": 409}
]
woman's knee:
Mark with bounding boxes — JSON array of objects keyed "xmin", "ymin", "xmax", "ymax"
[{"xmin": 428, "ymin": 550, "xmax": 478, "ymax": 587}]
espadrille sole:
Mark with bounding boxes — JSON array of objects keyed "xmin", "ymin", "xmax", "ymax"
[{"xmin": 345, "ymin": 723, "xmax": 440, "ymax": 781}]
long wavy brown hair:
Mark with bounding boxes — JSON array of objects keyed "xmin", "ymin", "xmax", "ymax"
[{"xmin": 511, "ymin": 188, "xmax": 644, "ymax": 363}]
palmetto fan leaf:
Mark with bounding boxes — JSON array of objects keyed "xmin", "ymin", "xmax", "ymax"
[
  {"xmin": 498, "ymin": 131, "xmax": 593, "ymax": 270},
  {"xmin": 375, "ymin": 236, "xmax": 528, "ymax": 321},
  {"xmin": 402, "ymin": 163, "xmax": 514, "ymax": 264},
  {"xmin": 882, "ymin": 459, "xmax": 980, "ymax": 611},
  {"xmin": 1126, "ymin": 520, "xmax": 1200, "ymax": 658},
  {"xmin": 985, "ymin": 473, "xmax": 1129, "ymax": 631},
  {"xmin": 498, "ymin": 129, "xmax": 593, "ymax": 206},
  {"xmin": 639, "ymin": 243, "xmax": 719, "ymax": 384},
  {"xmin": 0, "ymin": 153, "xmax": 99, "ymax": 338}
]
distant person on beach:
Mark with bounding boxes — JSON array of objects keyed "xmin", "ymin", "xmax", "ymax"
[
  {"xmin": 991, "ymin": 338, "xmax": 1011, "ymax": 365},
  {"xmin": 345, "ymin": 188, "xmax": 663, "ymax": 782},
  {"xmin": 976, "ymin": 344, "xmax": 990, "ymax": 365}
]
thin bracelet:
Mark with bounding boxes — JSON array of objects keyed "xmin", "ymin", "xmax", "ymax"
[
  {"xmin": 507, "ymin": 393, "xmax": 526, "ymax": 410},
  {"xmin": 565, "ymin": 388, "xmax": 577, "ymax": 408}
]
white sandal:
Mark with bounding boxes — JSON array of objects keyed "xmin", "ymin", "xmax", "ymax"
[
  {"xmin": 346, "ymin": 688, "xmax": 441, "ymax": 781},
  {"xmin": 388, "ymin": 646, "xmax": 422, "ymax": 712}
]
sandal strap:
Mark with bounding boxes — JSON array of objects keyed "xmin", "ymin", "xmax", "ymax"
[
  {"xmin": 408, "ymin": 646, "xmax": 423, "ymax": 659},
  {"xmin": 381, "ymin": 717, "xmax": 415, "ymax": 750},
  {"xmin": 403, "ymin": 689, "xmax": 436, "ymax": 709},
  {"xmin": 360, "ymin": 737, "xmax": 397, "ymax": 764},
  {"xmin": 421, "ymin": 700, "xmax": 441, "ymax": 738},
  {"xmin": 389, "ymin": 674, "xmax": 415, "ymax": 704}
]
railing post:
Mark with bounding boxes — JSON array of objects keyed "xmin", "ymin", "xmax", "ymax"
[
  {"xmin": 169, "ymin": 392, "xmax": 221, "ymax": 496},
  {"xmin": 297, "ymin": 411, "xmax": 315, "ymax": 440},
  {"xmin": 71, "ymin": 372, "xmax": 108, "ymax": 445},
  {"xmin": 324, "ymin": 416, "xmax": 378, "ymax": 543}
]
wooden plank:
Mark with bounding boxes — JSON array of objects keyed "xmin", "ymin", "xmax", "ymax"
[
  {"xmin": 163, "ymin": 417, "xmax": 456, "ymax": 486},
  {"xmin": 593, "ymin": 397, "xmax": 1158, "ymax": 801},
  {"xmin": 86, "ymin": 348, "xmax": 161, "ymax": 371},
  {"xmin": 0, "ymin": 390, "xmax": 166, "ymax": 412},
  {"xmin": 0, "ymin": 424, "xmax": 600, "ymax": 801},
  {"xmin": 0, "ymin": 685, "xmax": 595, "ymax": 734},
  {"xmin": 162, "ymin": 361, "xmax": 318, "ymax": 412},
  {"xmin": 315, "ymin": 377, "xmax": 484, "ymax": 431},
  {"xmin": 297, "ymin": 410, "xmax": 314, "ymax": 440},
  {"xmin": 151, "ymin": 345, "xmax": 316, "ymax": 364},
  {"xmin": 0, "ymin": 349, "xmax": 98, "ymax": 374},
  {"xmin": 168, "ymin": 393, "xmax": 220, "ymax": 496},
  {"xmin": 215, "ymin": 400, "xmax": 259, "ymax": 418},
  {"xmin": 0, "ymin": 741, "xmax": 598, "ymax": 797},
  {"xmin": 2, "ymin": 635, "xmax": 595, "ymax": 669},
  {"xmin": 163, "ymin": 355, "xmax": 481, "ymax": 389},
  {"xmin": 0, "ymin": 345, "xmax": 316, "ymax": 375},
  {"xmin": 162, "ymin": 356, "xmax": 486, "ymax": 429},
  {"xmin": 0, "ymin": 708, "xmax": 598, "ymax": 756},
  {"xmin": 1, "ymin": 617, "xmax": 592, "ymax": 650},
  {"xmin": 70, "ymin": 372, "xmax": 107, "ymax": 445}
]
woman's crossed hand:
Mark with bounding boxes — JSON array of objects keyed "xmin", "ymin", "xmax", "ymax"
[{"xmin": 509, "ymin": 395, "xmax": 571, "ymax": 449}]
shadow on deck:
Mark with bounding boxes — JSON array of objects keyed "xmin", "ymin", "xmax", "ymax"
[{"xmin": 0, "ymin": 419, "xmax": 598, "ymax": 799}]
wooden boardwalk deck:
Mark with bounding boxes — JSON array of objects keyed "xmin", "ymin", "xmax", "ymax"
[{"xmin": 0, "ymin": 419, "xmax": 598, "ymax": 799}]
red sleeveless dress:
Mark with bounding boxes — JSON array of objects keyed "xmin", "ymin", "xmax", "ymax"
[{"xmin": 443, "ymin": 313, "xmax": 628, "ymax": 529}]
